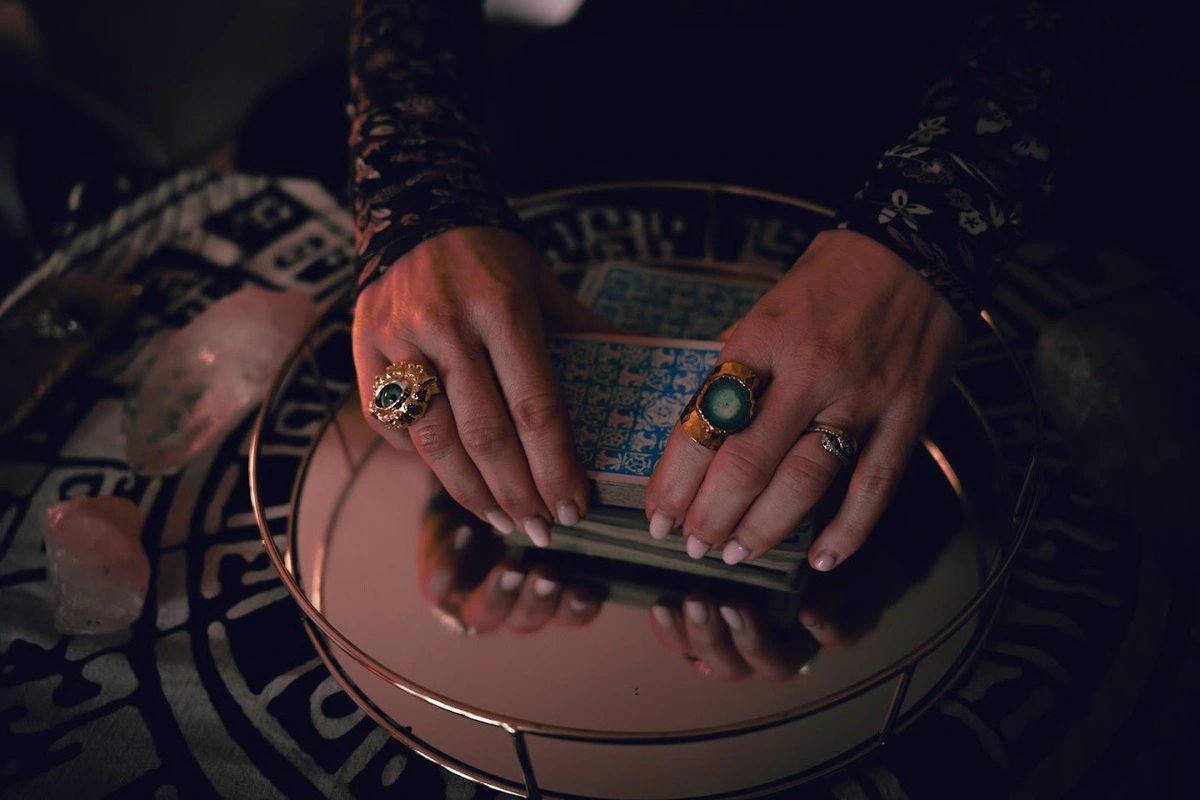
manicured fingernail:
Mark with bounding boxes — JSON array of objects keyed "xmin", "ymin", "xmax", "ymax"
[
  {"xmin": 651, "ymin": 604, "xmax": 673, "ymax": 629},
  {"xmin": 523, "ymin": 516, "xmax": 551, "ymax": 548},
  {"xmin": 427, "ymin": 569, "xmax": 452, "ymax": 600},
  {"xmin": 499, "ymin": 570, "xmax": 525, "ymax": 592},
  {"xmin": 533, "ymin": 577, "xmax": 558, "ymax": 597},
  {"xmin": 686, "ymin": 537, "xmax": 710, "ymax": 559},
  {"xmin": 719, "ymin": 605, "xmax": 744, "ymax": 632},
  {"xmin": 486, "ymin": 510, "xmax": 515, "ymax": 535},
  {"xmin": 649, "ymin": 511, "xmax": 674, "ymax": 540},
  {"xmin": 451, "ymin": 525, "xmax": 472, "ymax": 551},
  {"xmin": 568, "ymin": 596, "xmax": 592, "ymax": 613},
  {"xmin": 812, "ymin": 551, "xmax": 838, "ymax": 571},
  {"xmin": 722, "ymin": 540, "xmax": 750, "ymax": 565},
  {"xmin": 685, "ymin": 599, "xmax": 708, "ymax": 624},
  {"xmin": 556, "ymin": 501, "xmax": 580, "ymax": 527}
]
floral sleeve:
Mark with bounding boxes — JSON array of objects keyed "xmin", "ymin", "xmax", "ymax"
[
  {"xmin": 350, "ymin": 0, "xmax": 525, "ymax": 294},
  {"xmin": 834, "ymin": 1, "xmax": 1083, "ymax": 316}
]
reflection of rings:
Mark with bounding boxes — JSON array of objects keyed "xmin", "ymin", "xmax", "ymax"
[
  {"xmin": 369, "ymin": 361, "xmax": 443, "ymax": 429},
  {"xmin": 804, "ymin": 424, "xmax": 859, "ymax": 466},
  {"xmin": 683, "ymin": 654, "xmax": 714, "ymax": 676},
  {"xmin": 680, "ymin": 361, "xmax": 762, "ymax": 450}
]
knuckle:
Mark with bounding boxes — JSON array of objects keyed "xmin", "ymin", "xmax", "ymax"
[
  {"xmin": 802, "ymin": 332, "xmax": 844, "ymax": 369},
  {"xmin": 410, "ymin": 420, "xmax": 454, "ymax": 457},
  {"xmin": 412, "ymin": 304, "xmax": 464, "ymax": 341},
  {"xmin": 458, "ymin": 416, "xmax": 512, "ymax": 458},
  {"xmin": 716, "ymin": 445, "xmax": 774, "ymax": 492},
  {"xmin": 775, "ymin": 452, "xmax": 832, "ymax": 499},
  {"xmin": 853, "ymin": 470, "xmax": 899, "ymax": 503},
  {"xmin": 509, "ymin": 391, "xmax": 562, "ymax": 436}
]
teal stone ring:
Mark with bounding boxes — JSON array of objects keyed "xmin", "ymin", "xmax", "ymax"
[
  {"xmin": 680, "ymin": 362, "xmax": 762, "ymax": 450},
  {"xmin": 368, "ymin": 361, "xmax": 443, "ymax": 429}
]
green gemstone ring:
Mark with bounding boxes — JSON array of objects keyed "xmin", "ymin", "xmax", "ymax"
[
  {"xmin": 680, "ymin": 361, "xmax": 762, "ymax": 450},
  {"xmin": 369, "ymin": 361, "xmax": 443, "ymax": 429}
]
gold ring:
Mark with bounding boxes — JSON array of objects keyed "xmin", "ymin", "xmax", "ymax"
[
  {"xmin": 369, "ymin": 361, "xmax": 443, "ymax": 429},
  {"xmin": 804, "ymin": 424, "xmax": 859, "ymax": 466},
  {"xmin": 680, "ymin": 361, "xmax": 762, "ymax": 450}
]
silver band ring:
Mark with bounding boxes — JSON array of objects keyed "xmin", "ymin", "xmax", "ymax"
[{"xmin": 804, "ymin": 424, "xmax": 859, "ymax": 467}]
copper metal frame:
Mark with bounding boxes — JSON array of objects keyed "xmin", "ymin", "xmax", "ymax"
[{"xmin": 250, "ymin": 182, "xmax": 1043, "ymax": 799}]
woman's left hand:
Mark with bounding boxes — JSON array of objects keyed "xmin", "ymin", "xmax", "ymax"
[{"xmin": 644, "ymin": 229, "xmax": 967, "ymax": 572}]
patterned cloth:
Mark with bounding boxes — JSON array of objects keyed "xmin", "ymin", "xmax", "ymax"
[
  {"xmin": 349, "ymin": 0, "xmax": 1107, "ymax": 316},
  {"xmin": 1, "ymin": 172, "xmax": 1192, "ymax": 799}
]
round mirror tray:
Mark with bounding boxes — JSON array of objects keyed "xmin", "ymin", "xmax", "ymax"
[{"xmin": 251, "ymin": 184, "xmax": 1041, "ymax": 799}]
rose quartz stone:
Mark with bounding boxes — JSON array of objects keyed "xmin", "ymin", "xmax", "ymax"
[
  {"xmin": 122, "ymin": 285, "xmax": 319, "ymax": 475},
  {"xmin": 45, "ymin": 496, "xmax": 150, "ymax": 635}
]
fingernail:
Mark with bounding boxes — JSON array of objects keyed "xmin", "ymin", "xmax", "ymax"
[
  {"xmin": 486, "ymin": 510, "xmax": 515, "ymax": 535},
  {"xmin": 533, "ymin": 577, "xmax": 558, "ymax": 597},
  {"xmin": 685, "ymin": 599, "xmax": 708, "ymax": 624},
  {"xmin": 556, "ymin": 501, "xmax": 580, "ymax": 527},
  {"xmin": 523, "ymin": 516, "xmax": 551, "ymax": 548},
  {"xmin": 719, "ymin": 605, "xmax": 744, "ymax": 632},
  {"xmin": 686, "ymin": 537, "xmax": 710, "ymax": 559},
  {"xmin": 451, "ymin": 525, "xmax": 472, "ymax": 551},
  {"xmin": 499, "ymin": 570, "xmax": 524, "ymax": 592},
  {"xmin": 722, "ymin": 540, "xmax": 750, "ymax": 565},
  {"xmin": 649, "ymin": 511, "xmax": 674, "ymax": 540},
  {"xmin": 651, "ymin": 604, "xmax": 673, "ymax": 629},
  {"xmin": 812, "ymin": 551, "xmax": 839, "ymax": 571},
  {"xmin": 568, "ymin": 596, "xmax": 592, "ymax": 613},
  {"xmin": 427, "ymin": 569, "xmax": 452, "ymax": 600}
]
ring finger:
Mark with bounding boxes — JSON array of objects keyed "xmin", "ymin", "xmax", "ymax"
[{"xmin": 727, "ymin": 412, "xmax": 863, "ymax": 566}]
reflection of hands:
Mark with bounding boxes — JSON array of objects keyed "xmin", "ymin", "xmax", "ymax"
[
  {"xmin": 648, "ymin": 508, "xmax": 945, "ymax": 678},
  {"xmin": 649, "ymin": 597, "xmax": 817, "ymax": 681},
  {"xmin": 418, "ymin": 500, "xmax": 604, "ymax": 635},
  {"xmin": 645, "ymin": 230, "xmax": 965, "ymax": 572},
  {"xmin": 353, "ymin": 228, "xmax": 611, "ymax": 546}
]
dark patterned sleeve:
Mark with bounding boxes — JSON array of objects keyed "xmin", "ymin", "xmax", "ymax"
[
  {"xmin": 350, "ymin": 0, "xmax": 525, "ymax": 293},
  {"xmin": 834, "ymin": 1, "xmax": 1087, "ymax": 316}
]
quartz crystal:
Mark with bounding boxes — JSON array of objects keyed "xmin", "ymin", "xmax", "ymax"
[
  {"xmin": 45, "ymin": 496, "xmax": 149, "ymax": 635},
  {"xmin": 123, "ymin": 286, "xmax": 318, "ymax": 475}
]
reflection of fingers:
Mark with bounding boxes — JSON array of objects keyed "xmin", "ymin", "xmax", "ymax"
[
  {"xmin": 798, "ymin": 608, "xmax": 846, "ymax": 648},
  {"xmin": 488, "ymin": 312, "xmax": 590, "ymax": 526},
  {"xmin": 505, "ymin": 570, "xmax": 562, "ymax": 633},
  {"xmin": 558, "ymin": 588, "xmax": 603, "ymax": 626},
  {"xmin": 683, "ymin": 597, "xmax": 751, "ymax": 680},
  {"xmin": 461, "ymin": 565, "xmax": 525, "ymax": 633},
  {"xmin": 434, "ymin": 341, "xmax": 553, "ymax": 539},
  {"xmin": 720, "ymin": 604, "xmax": 809, "ymax": 680},
  {"xmin": 807, "ymin": 412, "xmax": 917, "ymax": 572},
  {"xmin": 649, "ymin": 602, "xmax": 689, "ymax": 654},
  {"xmin": 724, "ymin": 424, "xmax": 847, "ymax": 564}
]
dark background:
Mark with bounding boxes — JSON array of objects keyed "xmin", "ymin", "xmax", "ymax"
[{"xmin": 1, "ymin": 0, "xmax": 1190, "ymax": 297}]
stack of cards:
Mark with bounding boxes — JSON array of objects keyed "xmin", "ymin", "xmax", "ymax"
[{"xmin": 500, "ymin": 262, "xmax": 814, "ymax": 590}]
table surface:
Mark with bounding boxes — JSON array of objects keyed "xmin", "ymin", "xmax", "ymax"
[{"xmin": 1, "ymin": 172, "xmax": 1193, "ymax": 800}]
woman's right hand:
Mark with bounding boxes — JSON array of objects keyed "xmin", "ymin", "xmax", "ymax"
[{"xmin": 352, "ymin": 227, "xmax": 608, "ymax": 544}]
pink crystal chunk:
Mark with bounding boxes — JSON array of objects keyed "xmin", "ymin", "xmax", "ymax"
[
  {"xmin": 123, "ymin": 286, "xmax": 318, "ymax": 475},
  {"xmin": 45, "ymin": 496, "xmax": 150, "ymax": 635}
]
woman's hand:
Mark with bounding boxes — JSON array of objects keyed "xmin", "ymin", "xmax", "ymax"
[
  {"xmin": 353, "ymin": 227, "xmax": 607, "ymax": 543},
  {"xmin": 644, "ymin": 229, "xmax": 966, "ymax": 572}
]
